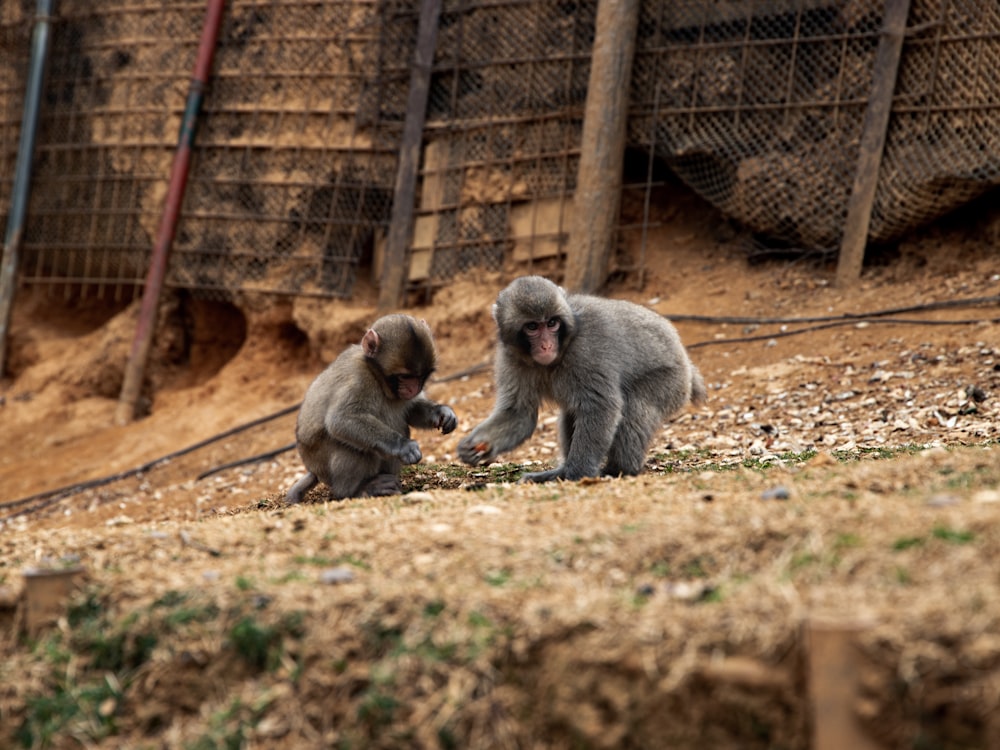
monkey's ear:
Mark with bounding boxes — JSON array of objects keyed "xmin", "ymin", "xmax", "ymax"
[{"xmin": 361, "ymin": 328, "xmax": 381, "ymax": 357}]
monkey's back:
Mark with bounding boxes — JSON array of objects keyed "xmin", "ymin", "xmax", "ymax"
[
  {"xmin": 569, "ymin": 294, "xmax": 689, "ymax": 364},
  {"xmin": 295, "ymin": 346, "xmax": 409, "ymax": 448},
  {"xmin": 558, "ymin": 293, "xmax": 700, "ymax": 416}
]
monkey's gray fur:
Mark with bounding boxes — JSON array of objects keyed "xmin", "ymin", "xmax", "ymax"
[
  {"xmin": 458, "ymin": 275, "xmax": 706, "ymax": 482},
  {"xmin": 287, "ymin": 314, "xmax": 457, "ymax": 502}
]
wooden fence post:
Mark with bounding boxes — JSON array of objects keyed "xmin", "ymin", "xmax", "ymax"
[
  {"xmin": 377, "ymin": 0, "xmax": 441, "ymax": 312},
  {"xmin": 835, "ymin": 0, "xmax": 911, "ymax": 287},
  {"xmin": 807, "ymin": 617, "xmax": 882, "ymax": 750},
  {"xmin": 563, "ymin": 0, "xmax": 640, "ymax": 294}
]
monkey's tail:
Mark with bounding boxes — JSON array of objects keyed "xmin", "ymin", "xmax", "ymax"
[{"xmin": 690, "ymin": 367, "xmax": 708, "ymax": 404}]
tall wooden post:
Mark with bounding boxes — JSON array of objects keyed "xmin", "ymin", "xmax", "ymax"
[
  {"xmin": 563, "ymin": 0, "xmax": 641, "ymax": 294},
  {"xmin": 807, "ymin": 617, "xmax": 881, "ymax": 750},
  {"xmin": 377, "ymin": 0, "xmax": 441, "ymax": 312},
  {"xmin": 835, "ymin": 0, "xmax": 911, "ymax": 286}
]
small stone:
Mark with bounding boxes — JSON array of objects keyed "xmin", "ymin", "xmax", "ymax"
[
  {"xmin": 926, "ymin": 494, "xmax": 959, "ymax": 507},
  {"xmin": 404, "ymin": 491, "xmax": 433, "ymax": 503},
  {"xmin": 966, "ymin": 385, "xmax": 987, "ymax": 403},
  {"xmin": 664, "ymin": 580, "xmax": 714, "ymax": 601},
  {"xmin": 320, "ymin": 566, "xmax": 355, "ymax": 584},
  {"xmin": 761, "ymin": 485, "xmax": 790, "ymax": 501},
  {"xmin": 972, "ymin": 489, "xmax": 1000, "ymax": 504},
  {"xmin": 98, "ymin": 697, "xmax": 117, "ymax": 717}
]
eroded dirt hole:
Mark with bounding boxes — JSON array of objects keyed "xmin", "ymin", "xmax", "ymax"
[
  {"xmin": 154, "ymin": 292, "xmax": 248, "ymax": 391},
  {"xmin": 3, "ymin": 287, "xmax": 133, "ymax": 380}
]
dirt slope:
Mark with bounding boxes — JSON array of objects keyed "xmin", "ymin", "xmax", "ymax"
[{"xmin": 1, "ymin": 187, "xmax": 999, "ymax": 748}]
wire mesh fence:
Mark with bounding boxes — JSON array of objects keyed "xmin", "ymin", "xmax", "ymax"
[
  {"xmin": 1, "ymin": 0, "xmax": 999, "ymax": 303},
  {"xmin": 1, "ymin": 0, "xmax": 411, "ymax": 301},
  {"xmin": 630, "ymin": 0, "xmax": 1000, "ymax": 254},
  {"xmin": 878, "ymin": 0, "xmax": 1000, "ymax": 242},
  {"xmin": 401, "ymin": 0, "xmax": 593, "ymax": 295}
]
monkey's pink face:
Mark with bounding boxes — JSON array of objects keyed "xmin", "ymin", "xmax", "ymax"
[
  {"xmin": 396, "ymin": 375, "xmax": 423, "ymax": 400},
  {"xmin": 524, "ymin": 318, "xmax": 561, "ymax": 366}
]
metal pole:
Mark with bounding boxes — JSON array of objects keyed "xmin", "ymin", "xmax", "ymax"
[
  {"xmin": 564, "ymin": 0, "xmax": 641, "ymax": 294},
  {"xmin": 114, "ymin": 0, "xmax": 226, "ymax": 424},
  {"xmin": 835, "ymin": 0, "xmax": 911, "ymax": 287},
  {"xmin": 0, "ymin": 0, "xmax": 56, "ymax": 377},
  {"xmin": 377, "ymin": 0, "xmax": 441, "ymax": 312}
]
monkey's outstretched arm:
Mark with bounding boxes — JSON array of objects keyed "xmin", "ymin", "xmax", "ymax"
[
  {"xmin": 458, "ymin": 407, "xmax": 538, "ymax": 465},
  {"xmin": 406, "ymin": 397, "xmax": 458, "ymax": 434},
  {"xmin": 326, "ymin": 410, "xmax": 423, "ymax": 464},
  {"xmin": 458, "ymin": 379, "xmax": 540, "ymax": 465}
]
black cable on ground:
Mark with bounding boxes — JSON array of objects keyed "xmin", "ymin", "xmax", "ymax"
[
  {"xmin": 668, "ymin": 293, "xmax": 1000, "ymax": 326},
  {"xmin": 196, "ymin": 442, "xmax": 296, "ymax": 481},
  {"xmin": 0, "ymin": 403, "xmax": 301, "ymax": 518},
  {"xmin": 436, "ymin": 361, "xmax": 491, "ymax": 382},
  {"xmin": 687, "ymin": 315, "xmax": 1000, "ymax": 349}
]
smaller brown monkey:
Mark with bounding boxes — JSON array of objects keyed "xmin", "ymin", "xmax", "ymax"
[{"xmin": 286, "ymin": 314, "xmax": 457, "ymax": 503}]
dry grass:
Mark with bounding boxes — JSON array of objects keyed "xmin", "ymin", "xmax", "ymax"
[{"xmin": 2, "ymin": 443, "xmax": 999, "ymax": 749}]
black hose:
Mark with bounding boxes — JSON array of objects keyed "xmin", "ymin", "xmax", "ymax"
[
  {"xmin": 196, "ymin": 442, "xmax": 296, "ymax": 481},
  {"xmin": 0, "ymin": 403, "xmax": 301, "ymax": 516}
]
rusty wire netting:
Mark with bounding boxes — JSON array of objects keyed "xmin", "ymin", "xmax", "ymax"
[
  {"xmin": 0, "ymin": 0, "xmax": 412, "ymax": 301},
  {"xmin": 403, "ymin": 0, "xmax": 594, "ymax": 294},
  {"xmin": 630, "ymin": 0, "xmax": 1000, "ymax": 254}
]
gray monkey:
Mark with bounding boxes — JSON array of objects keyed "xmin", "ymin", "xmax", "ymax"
[
  {"xmin": 458, "ymin": 275, "xmax": 705, "ymax": 482},
  {"xmin": 286, "ymin": 314, "xmax": 457, "ymax": 502}
]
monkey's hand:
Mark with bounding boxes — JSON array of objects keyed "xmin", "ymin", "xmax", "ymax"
[
  {"xmin": 434, "ymin": 405, "xmax": 458, "ymax": 434},
  {"xmin": 457, "ymin": 433, "xmax": 496, "ymax": 466},
  {"xmin": 394, "ymin": 438, "xmax": 423, "ymax": 465}
]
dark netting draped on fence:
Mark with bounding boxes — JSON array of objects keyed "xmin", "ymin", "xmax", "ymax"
[
  {"xmin": 630, "ymin": 0, "xmax": 1000, "ymax": 252},
  {"xmin": 1, "ymin": 0, "xmax": 999, "ymax": 301}
]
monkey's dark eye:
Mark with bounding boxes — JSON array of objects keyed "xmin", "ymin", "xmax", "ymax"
[
  {"xmin": 524, "ymin": 322, "xmax": 539, "ymax": 332},
  {"xmin": 546, "ymin": 317, "xmax": 560, "ymax": 330}
]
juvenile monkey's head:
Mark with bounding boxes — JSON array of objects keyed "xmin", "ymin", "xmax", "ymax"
[
  {"xmin": 493, "ymin": 276, "xmax": 576, "ymax": 367},
  {"xmin": 361, "ymin": 314, "xmax": 437, "ymax": 400}
]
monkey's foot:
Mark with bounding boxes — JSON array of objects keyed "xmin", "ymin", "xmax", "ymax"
[
  {"xmin": 361, "ymin": 473, "xmax": 403, "ymax": 497},
  {"xmin": 519, "ymin": 467, "xmax": 564, "ymax": 484},
  {"xmin": 286, "ymin": 472, "xmax": 319, "ymax": 504}
]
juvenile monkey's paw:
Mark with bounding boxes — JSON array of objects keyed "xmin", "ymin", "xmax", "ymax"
[
  {"xmin": 362, "ymin": 473, "xmax": 404, "ymax": 497},
  {"xmin": 397, "ymin": 439, "xmax": 423, "ymax": 465},
  {"xmin": 435, "ymin": 406, "xmax": 458, "ymax": 434},
  {"xmin": 457, "ymin": 435, "xmax": 493, "ymax": 466}
]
